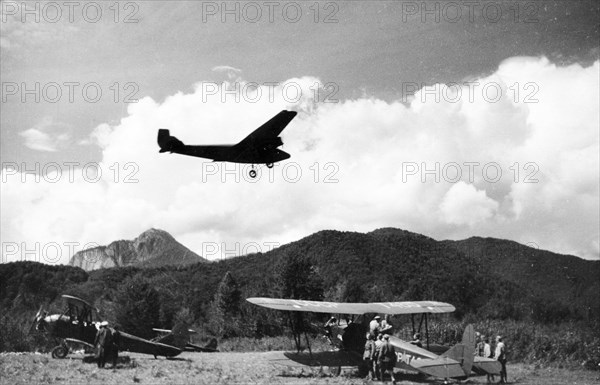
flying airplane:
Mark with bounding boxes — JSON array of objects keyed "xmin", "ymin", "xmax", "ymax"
[
  {"xmin": 31, "ymin": 295, "xmax": 217, "ymax": 359},
  {"xmin": 246, "ymin": 297, "xmax": 501, "ymax": 381},
  {"xmin": 157, "ymin": 110, "xmax": 297, "ymax": 178}
]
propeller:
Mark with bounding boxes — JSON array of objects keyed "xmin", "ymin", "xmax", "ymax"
[{"xmin": 29, "ymin": 305, "xmax": 44, "ymax": 333}]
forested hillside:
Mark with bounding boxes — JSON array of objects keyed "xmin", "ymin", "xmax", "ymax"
[{"xmin": 1, "ymin": 228, "xmax": 598, "ymax": 366}]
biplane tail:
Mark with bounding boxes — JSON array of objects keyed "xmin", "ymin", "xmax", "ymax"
[
  {"xmin": 440, "ymin": 323, "xmax": 475, "ymax": 377},
  {"xmin": 204, "ymin": 338, "xmax": 218, "ymax": 351}
]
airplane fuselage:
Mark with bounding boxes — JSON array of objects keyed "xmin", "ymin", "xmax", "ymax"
[{"xmin": 173, "ymin": 144, "xmax": 291, "ymax": 164}]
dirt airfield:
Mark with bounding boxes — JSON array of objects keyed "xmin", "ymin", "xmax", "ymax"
[{"xmin": 1, "ymin": 351, "xmax": 598, "ymax": 385}]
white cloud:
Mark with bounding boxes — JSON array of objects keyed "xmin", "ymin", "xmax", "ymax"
[
  {"xmin": 439, "ymin": 182, "xmax": 499, "ymax": 226},
  {"xmin": 2, "ymin": 57, "xmax": 599, "ymax": 263},
  {"xmin": 19, "ymin": 117, "xmax": 71, "ymax": 152}
]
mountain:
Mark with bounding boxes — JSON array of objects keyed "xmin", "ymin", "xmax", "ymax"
[
  {"xmin": 69, "ymin": 228, "xmax": 207, "ymax": 270},
  {"xmin": 9, "ymin": 227, "xmax": 596, "ymax": 322}
]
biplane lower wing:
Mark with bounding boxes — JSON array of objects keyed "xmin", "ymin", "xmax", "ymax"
[
  {"xmin": 246, "ymin": 297, "xmax": 455, "ymax": 315},
  {"xmin": 390, "ymin": 335, "xmax": 466, "ymax": 378},
  {"xmin": 119, "ymin": 331, "xmax": 182, "ymax": 357}
]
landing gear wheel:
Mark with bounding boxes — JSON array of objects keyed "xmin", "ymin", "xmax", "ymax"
[
  {"xmin": 329, "ymin": 366, "xmax": 341, "ymax": 376},
  {"xmin": 51, "ymin": 345, "xmax": 68, "ymax": 359},
  {"xmin": 266, "ymin": 163, "xmax": 274, "ymax": 169},
  {"xmin": 249, "ymin": 169, "xmax": 257, "ymax": 178}
]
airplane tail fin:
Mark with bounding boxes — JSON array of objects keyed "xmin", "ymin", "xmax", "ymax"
[
  {"xmin": 204, "ymin": 338, "xmax": 218, "ymax": 351},
  {"xmin": 157, "ymin": 129, "xmax": 184, "ymax": 153},
  {"xmin": 441, "ymin": 324, "xmax": 475, "ymax": 378}
]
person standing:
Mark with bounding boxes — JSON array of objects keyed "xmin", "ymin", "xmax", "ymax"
[
  {"xmin": 363, "ymin": 333, "xmax": 376, "ymax": 380},
  {"xmin": 495, "ymin": 335, "xmax": 507, "ymax": 383},
  {"xmin": 378, "ymin": 335, "xmax": 397, "ymax": 384},
  {"xmin": 324, "ymin": 316, "xmax": 337, "ymax": 344},
  {"xmin": 94, "ymin": 321, "xmax": 112, "ymax": 368},
  {"xmin": 483, "ymin": 336, "xmax": 494, "ymax": 383},
  {"xmin": 475, "ymin": 332, "xmax": 484, "ymax": 357},
  {"xmin": 373, "ymin": 333, "xmax": 384, "ymax": 380},
  {"xmin": 369, "ymin": 315, "xmax": 382, "ymax": 338},
  {"xmin": 109, "ymin": 325, "xmax": 121, "ymax": 368}
]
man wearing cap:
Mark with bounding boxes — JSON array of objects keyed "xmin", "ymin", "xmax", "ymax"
[
  {"xmin": 378, "ymin": 334, "xmax": 397, "ymax": 384},
  {"xmin": 495, "ymin": 336, "xmax": 507, "ymax": 383},
  {"xmin": 94, "ymin": 321, "xmax": 113, "ymax": 368},
  {"xmin": 369, "ymin": 315, "xmax": 382, "ymax": 338}
]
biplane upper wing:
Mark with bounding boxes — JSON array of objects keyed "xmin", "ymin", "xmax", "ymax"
[
  {"xmin": 246, "ymin": 297, "xmax": 455, "ymax": 315},
  {"xmin": 236, "ymin": 110, "xmax": 297, "ymax": 148},
  {"xmin": 62, "ymin": 295, "xmax": 99, "ymax": 314}
]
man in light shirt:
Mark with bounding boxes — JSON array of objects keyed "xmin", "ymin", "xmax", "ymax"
[{"xmin": 495, "ymin": 335, "xmax": 507, "ymax": 383}]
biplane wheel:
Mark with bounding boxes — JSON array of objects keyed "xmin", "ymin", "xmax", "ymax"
[
  {"xmin": 266, "ymin": 163, "xmax": 274, "ymax": 169},
  {"xmin": 51, "ymin": 345, "xmax": 68, "ymax": 359},
  {"xmin": 249, "ymin": 169, "xmax": 257, "ymax": 178},
  {"xmin": 329, "ymin": 366, "xmax": 341, "ymax": 376}
]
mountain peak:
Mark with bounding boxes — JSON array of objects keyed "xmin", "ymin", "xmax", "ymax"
[{"xmin": 70, "ymin": 229, "xmax": 206, "ymax": 271}]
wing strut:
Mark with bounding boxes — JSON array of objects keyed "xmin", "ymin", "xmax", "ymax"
[{"xmin": 425, "ymin": 313, "xmax": 430, "ymax": 350}]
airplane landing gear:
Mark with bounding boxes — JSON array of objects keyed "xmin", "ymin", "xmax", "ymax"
[
  {"xmin": 51, "ymin": 344, "xmax": 68, "ymax": 359},
  {"xmin": 249, "ymin": 168, "xmax": 257, "ymax": 178},
  {"xmin": 266, "ymin": 163, "xmax": 274, "ymax": 169}
]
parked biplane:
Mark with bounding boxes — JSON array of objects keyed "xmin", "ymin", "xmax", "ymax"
[
  {"xmin": 31, "ymin": 295, "xmax": 217, "ymax": 359},
  {"xmin": 246, "ymin": 297, "xmax": 501, "ymax": 381},
  {"xmin": 158, "ymin": 110, "xmax": 297, "ymax": 178}
]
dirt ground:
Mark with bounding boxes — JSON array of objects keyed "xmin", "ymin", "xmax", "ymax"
[{"xmin": 1, "ymin": 351, "xmax": 598, "ymax": 385}]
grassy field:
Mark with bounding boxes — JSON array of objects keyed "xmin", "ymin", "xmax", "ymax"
[{"xmin": 1, "ymin": 351, "xmax": 598, "ymax": 385}]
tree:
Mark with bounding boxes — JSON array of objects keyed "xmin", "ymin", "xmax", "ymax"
[
  {"xmin": 209, "ymin": 271, "xmax": 241, "ymax": 337},
  {"xmin": 275, "ymin": 253, "xmax": 323, "ymax": 300},
  {"xmin": 115, "ymin": 274, "xmax": 161, "ymax": 339}
]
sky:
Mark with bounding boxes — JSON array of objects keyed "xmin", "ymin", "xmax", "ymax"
[{"xmin": 1, "ymin": 1, "xmax": 599, "ymax": 264}]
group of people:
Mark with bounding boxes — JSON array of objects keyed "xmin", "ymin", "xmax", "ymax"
[
  {"xmin": 475, "ymin": 332, "xmax": 508, "ymax": 383},
  {"xmin": 363, "ymin": 315, "xmax": 397, "ymax": 383},
  {"xmin": 94, "ymin": 321, "xmax": 120, "ymax": 369}
]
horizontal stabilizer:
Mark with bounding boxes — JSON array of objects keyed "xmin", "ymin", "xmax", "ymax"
[{"xmin": 409, "ymin": 357, "xmax": 466, "ymax": 378}]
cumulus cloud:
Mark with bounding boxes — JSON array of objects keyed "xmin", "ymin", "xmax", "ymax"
[
  {"xmin": 19, "ymin": 117, "xmax": 71, "ymax": 152},
  {"xmin": 2, "ymin": 57, "xmax": 598, "ymax": 263},
  {"xmin": 212, "ymin": 65, "xmax": 243, "ymax": 81},
  {"xmin": 439, "ymin": 182, "xmax": 499, "ymax": 226}
]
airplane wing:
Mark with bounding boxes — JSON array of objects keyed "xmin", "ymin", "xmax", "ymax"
[
  {"xmin": 236, "ymin": 110, "xmax": 297, "ymax": 148},
  {"xmin": 389, "ymin": 336, "xmax": 467, "ymax": 378},
  {"xmin": 119, "ymin": 331, "xmax": 182, "ymax": 357},
  {"xmin": 62, "ymin": 295, "xmax": 99, "ymax": 314},
  {"xmin": 279, "ymin": 351, "xmax": 362, "ymax": 368},
  {"xmin": 246, "ymin": 297, "xmax": 455, "ymax": 315},
  {"xmin": 389, "ymin": 336, "xmax": 439, "ymax": 359}
]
